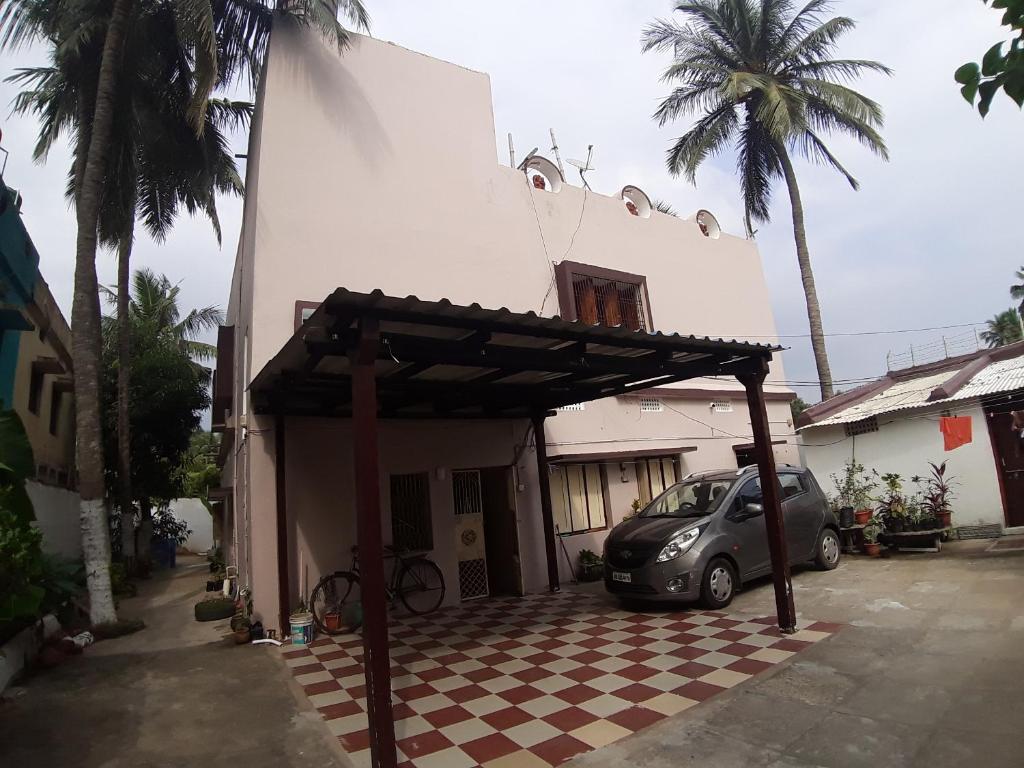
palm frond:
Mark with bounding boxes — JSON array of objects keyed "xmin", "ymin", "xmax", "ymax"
[
  {"xmin": 177, "ymin": 305, "xmax": 224, "ymax": 341},
  {"xmin": 786, "ymin": 58, "xmax": 892, "ymax": 82},
  {"xmin": 797, "ymin": 129, "xmax": 858, "ymax": 189},
  {"xmin": 736, "ymin": 116, "xmax": 781, "ymax": 223},
  {"xmin": 665, "ymin": 102, "xmax": 738, "ymax": 182}
]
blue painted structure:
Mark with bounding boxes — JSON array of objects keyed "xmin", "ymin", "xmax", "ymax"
[{"xmin": 0, "ymin": 178, "xmax": 40, "ymax": 408}]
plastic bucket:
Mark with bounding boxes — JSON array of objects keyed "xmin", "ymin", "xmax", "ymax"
[{"xmin": 290, "ymin": 613, "xmax": 314, "ymax": 645}]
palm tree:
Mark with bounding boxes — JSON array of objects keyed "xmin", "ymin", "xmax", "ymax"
[
  {"xmin": 981, "ymin": 310, "xmax": 1023, "ymax": 348},
  {"xmin": 653, "ymin": 199, "xmax": 680, "ymax": 216},
  {"xmin": 100, "ymin": 267, "xmax": 222, "ymax": 563},
  {"xmin": 1010, "ymin": 266, "xmax": 1024, "ymax": 327},
  {"xmin": 11, "ymin": 46, "xmax": 249, "ymax": 557},
  {"xmin": 104, "ymin": 268, "xmax": 223, "ymax": 358},
  {"xmin": 0, "ymin": 0, "xmax": 368, "ymax": 625},
  {"xmin": 642, "ymin": 1, "xmax": 890, "ymax": 401}
]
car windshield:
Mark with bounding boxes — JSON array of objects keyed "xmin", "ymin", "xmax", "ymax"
[{"xmin": 638, "ymin": 478, "xmax": 734, "ymax": 519}]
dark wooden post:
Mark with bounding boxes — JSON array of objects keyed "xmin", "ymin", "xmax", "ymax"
[
  {"xmin": 274, "ymin": 410, "xmax": 291, "ymax": 638},
  {"xmin": 738, "ymin": 366, "xmax": 797, "ymax": 634},
  {"xmin": 351, "ymin": 317, "xmax": 397, "ymax": 768},
  {"xmin": 532, "ymin": 413, "xmax": 560, "ymax": 592}
]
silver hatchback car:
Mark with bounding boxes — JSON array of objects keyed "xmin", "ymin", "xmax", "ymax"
[{"xmin": 603, "ymin": 465, "xmax": 840, "ymax": 608}]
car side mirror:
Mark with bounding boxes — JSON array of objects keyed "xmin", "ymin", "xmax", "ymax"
[{"xmin": 737, "ymin": 503, "xmax": 764, "ymax": 521}]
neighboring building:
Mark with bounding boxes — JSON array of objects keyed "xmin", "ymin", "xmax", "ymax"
[
  {"xmin": 797, "ymin": 341, "xmax": 1024, "ymax": 534},
  {"xmin": 0, "ymin": 160, "xmax": 79, "ymax": 558},
  {"xmin": 215, "ymin": 31, "xmax": 797, "ymax": 630}
]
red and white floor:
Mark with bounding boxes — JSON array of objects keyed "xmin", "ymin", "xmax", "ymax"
[{"xmin": 281, "ymin": 591, "xmax": 838, "ymax": 768}]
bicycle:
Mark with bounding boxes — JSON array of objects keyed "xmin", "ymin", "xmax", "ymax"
[{"xmin": 309, "ymin": 544, "xmax": 446, "ymax": 635}]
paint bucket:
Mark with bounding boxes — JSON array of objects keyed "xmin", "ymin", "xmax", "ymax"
[{"xmin": 290, "ymin": 613, "xmax": 314, "ymax": 645}]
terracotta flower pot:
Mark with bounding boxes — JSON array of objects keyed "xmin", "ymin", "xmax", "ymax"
[
  {"xmin": 937, "ymin": 511, "xmax": 952, "ymax": 529},
  {"xmin": 854, "ymin": 509, "xmax": 873, "ymax": 525},
  {"xmin": 863, "ymin": 542, "xmax": 881, "ymax": 557},
  {"xmin": 324, "ymin": 612, "xmax": 342, "ymax": 631}
]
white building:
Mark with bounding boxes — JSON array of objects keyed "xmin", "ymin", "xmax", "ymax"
[{"xmin": 797, "ymin": 342, "xmax": 1024, "ymax": 533}]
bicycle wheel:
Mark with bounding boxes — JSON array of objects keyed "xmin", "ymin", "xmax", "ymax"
[
  {"xmin": 397, "ymin": 558, "xmax": 445, "ymax": 615},
  {"xmin": 310, "ymin": 571, "xmax": 359, "ymax": 635}
]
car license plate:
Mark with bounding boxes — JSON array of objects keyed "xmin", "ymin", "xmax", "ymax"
[{"xmin": 612, "ymin": 571, "xmax": 631, "ymax": 583}]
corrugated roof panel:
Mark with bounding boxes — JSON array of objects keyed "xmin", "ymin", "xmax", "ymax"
[
  {"xmin": 947, "ymin": 356, "xmax": 1024, "ymax": 400},
  {"xmin": 809, "ymin": 369, "xmax": 960, "ymax": 427}
]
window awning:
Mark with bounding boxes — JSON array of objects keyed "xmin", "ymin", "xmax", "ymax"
[
  {"xmin": 549, "ymin": 446, "xmax": 698, "ymax": 464},
  {"xmin": 249, "ymin": 289, "xmax": 780, "ymax": 419}
]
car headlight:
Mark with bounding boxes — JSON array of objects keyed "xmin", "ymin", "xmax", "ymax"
[{"xmin": 656, "ymin": 527, "xmax": 702, "ymax": 563}]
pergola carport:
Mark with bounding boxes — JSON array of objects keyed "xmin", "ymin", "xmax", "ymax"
[{"xmin": 250, "ymin": 288, "xmax": 797, "ymax": 768}]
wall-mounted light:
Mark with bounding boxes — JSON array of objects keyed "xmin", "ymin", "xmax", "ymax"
[{"xmin": 434, "ymin": 467, "xmax": 448, "ymax": 481}]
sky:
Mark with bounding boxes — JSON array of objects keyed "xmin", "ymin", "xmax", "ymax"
[{"xmin": 1, "ymin": 0, "xmax": 1021, "ymax": 403}]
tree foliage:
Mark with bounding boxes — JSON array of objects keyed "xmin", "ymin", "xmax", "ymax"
[
  {"xmin": 101, "ymin": 271, "xmax": 216, "ymax": 507},
  {"xmin": 177, "ymin": 430, "xmax": 221, "ymax": 510},
  {"xmin": 981, "ymin": 309, "xmax": 1023, "ymax": 347},
  {"xmin": 955, "ymin": 0, "xmax": 1024, "ymax": 117},
  {"xmin": 642, "ymin": 0, "xmax": 890, "ymax": 223}
]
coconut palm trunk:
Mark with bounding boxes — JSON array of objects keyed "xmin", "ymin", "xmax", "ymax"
[
  {"xmin": 72, "ymin": 0, "xmax": 135, "ymax": 626},
  {"xmin": 777, "ymin": 145, "xmax": 834, "ymax": 401},
  {"xmin": 116, "ymin": 217, "xmax": 135, "ymax": 561}
]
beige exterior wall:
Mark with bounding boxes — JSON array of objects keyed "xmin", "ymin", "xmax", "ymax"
[
  {"xmin": 224, "ymin": 31, "xmax": 797, "ymax": 629},
  {"xmin": 8, "ymin": 278, "xmax": 75, "ymax": 481}
]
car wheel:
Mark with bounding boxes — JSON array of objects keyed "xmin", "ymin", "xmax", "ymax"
[
  {"xmin": 699, "ymin": 557, "xmax": 737, "ymax": 609},
  {"xmin": 814, "ymin": 528, "xmax": 841, "ymax": 570}
]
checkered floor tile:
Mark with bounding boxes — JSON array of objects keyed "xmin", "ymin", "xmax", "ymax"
[{"xmin": 281, "ymin": 591, "xmax": 838, "ymax": 767}]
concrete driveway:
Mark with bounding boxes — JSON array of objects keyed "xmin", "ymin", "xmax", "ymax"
[
  {"xmin": 570, "ymin": 537, "xmax": 1024, "ymax": 768},
  {"xmin": 0, "ymin": 555, "xmax": 346, "ymax": 768}
]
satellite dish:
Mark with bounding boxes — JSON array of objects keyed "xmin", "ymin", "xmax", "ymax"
[
  {"xmin": 567, "ymin": 145, "xmax": 595, "ymax": 190},
  {"xmin": 516, "ymin": 147, "xmax": 540, "ymax": 171}
]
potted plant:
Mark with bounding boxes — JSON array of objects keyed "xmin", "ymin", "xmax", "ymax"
[
  {"xmin": 875, "ymin": 472, "xmax": 908, "ymax": 532},
  {"xmin": 623, "ymin": 498, "xmax": 642, "ymax": 521},
  {"xmin": 916, "ymin": 461, "xmax": 955, "ymax": 529},
  {"xmin": 831, "ymin": 460, "xmax": 876, "ymax": 525},
  {"xmin": 231, "ymin": 615, "xmax": 251, "ymax": 644},
  {"xmin": 862, "ymin": 521, "xmax": 882, "ymax": 557},
  {"xmin": 323, "ymin": 597, "xmax": 343, "ymax": 632},
  {"xmin": 577, "ymin": 549, "xmax": 604, "ymax": 582}
]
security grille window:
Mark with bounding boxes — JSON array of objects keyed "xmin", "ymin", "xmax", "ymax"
[
  {"xmin": 711, "ymin": 400, "xmax": 733, "ymax": 413},
  {"xmin": 390, "ymin": 472, "xmax": 433, "ymax": 552},
  {"xmin": 555, "ymin": 262, "xmax": 650, "ymax": 331},
  {"xmin": 49, "ymin": 388, "xmax": 63, "ymax": 436},
  {"xmin": 844, "ymin": 417, "xmax": 879, "ymax": 437},
  {"xmin": 639, "ymin": 397, "xmax": 662, "ymax": 412},
  {"xmin": 551, "ymin": 463, "xmax": 608, "ymax": 534},
  {"xmin": 557, "ymin": 402, "xmax": 586, "ymax": 412},
  {"xmin": 637, "ymin": 455, "xmax": 681, "ymax": 506},
  {"xmin": 28, "ymin": 366, "xmax": 44, "ymax": 414},
  {"xmin": 452, "ymin": 470, "xmax": 483, "ymax": 516}
]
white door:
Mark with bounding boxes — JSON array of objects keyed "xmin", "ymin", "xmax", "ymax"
[{"xmin": 453, "ymin": 470, "xmax": 489, "ymax": 601}]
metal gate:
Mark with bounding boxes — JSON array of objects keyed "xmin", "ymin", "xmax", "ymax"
[{"xmin": 453, "ymin": 470, "xmax": 489, "ymax": 600}]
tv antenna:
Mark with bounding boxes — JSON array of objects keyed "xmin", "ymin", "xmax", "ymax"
[
  {"xmin": 516, "ymin": 147, "xmax": 540, "ymax": 172},
  {"xmin": 567, "ymin": 145, "xmax": 594, "ymax": 190}
]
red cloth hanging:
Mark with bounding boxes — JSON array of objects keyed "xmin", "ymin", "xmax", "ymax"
[{"xmin": 939, "ymin": 416, "xmax": 972, "ymax": 451}]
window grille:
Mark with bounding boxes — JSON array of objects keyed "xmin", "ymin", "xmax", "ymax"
[
  {"xmin": 452, "ymin": 470, "xmax": 483, "ymax": 516},
  {"xmin": 711, "ymin": 401, "xmax": 733, "ymax": 413},
  {"xmin": 390, "ymin": 473, "xmax": 433, "ymax": 552},
  {"xmin": 570, "ymin": 274, "xmax": 647, "ymax": 331},
  {"xmin": 844, "ymin": 417, "xmax": 879, "ymax": 437},
  {"xmin": 639, "ymin": 397, "xmax": 662, "ymax": 412}
]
